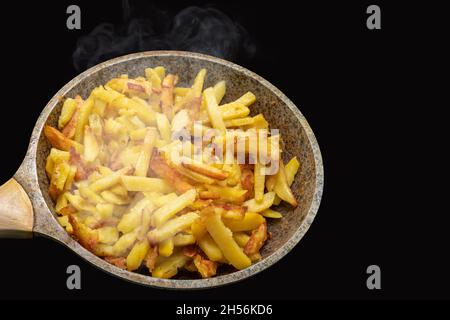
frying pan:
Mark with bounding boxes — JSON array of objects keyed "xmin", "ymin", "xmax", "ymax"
[{"xmin": 0, "ymin": 51, "xmax": 323, "ymax": 289}]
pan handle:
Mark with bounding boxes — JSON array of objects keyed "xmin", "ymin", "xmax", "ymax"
[{"xmin": 0, "ymin": 178, "xmax": 33, "ymax": 236}]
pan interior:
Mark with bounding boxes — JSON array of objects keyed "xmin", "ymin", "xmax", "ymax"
[{"xmin": 36, "ymin": 53, "xmax": 318, "ymax": 280}]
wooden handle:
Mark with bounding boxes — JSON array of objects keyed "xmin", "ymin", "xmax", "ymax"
[{"xmin": 0, "ymin": 178, "xmax": 33, "ymax": 232}]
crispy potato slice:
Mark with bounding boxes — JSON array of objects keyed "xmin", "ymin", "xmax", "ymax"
[
  {"xmin": 204, "ymin": 208, "xmax": 251, "ymax": 270},
  {"xmin": 181, "ymin": 157, "xmax": 228, "ymax": 180},
  {"xmin": 204, "ymin": 185, "xmax": 247, "ymax": 204},
  {"xmin": 69, "ymin": 215, "xmax": 98, "ymax": 252},
  {"xmin": 44, "ymin": 125, "xmax": 82, "ymax": 152},
  {"xmin": 149, "ymin": 152, "xmax": 193, "ymax": 194},
  {"xmin": 244, "ymin": 222, "xmax": 268, "ymax": 256},
  {"xmin": 193, "ymin": 254, "xmax": 217, "ymax": 278}
]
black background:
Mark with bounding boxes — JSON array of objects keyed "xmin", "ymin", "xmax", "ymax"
[{"xmin": 0, "ymin": 1, "xmax": 446, "ymax": 300}]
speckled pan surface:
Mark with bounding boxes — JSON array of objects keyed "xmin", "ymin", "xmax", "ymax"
[{"xmin": 14, "ymin": 51, "xmax": 323, "ymax": 289}]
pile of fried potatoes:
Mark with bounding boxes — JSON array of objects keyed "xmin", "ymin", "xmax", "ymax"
[{"xmin": 44, "ymin": 66, "xmax": 300, "ymax": 279}]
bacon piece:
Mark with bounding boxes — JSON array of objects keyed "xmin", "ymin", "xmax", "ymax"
[
  {"xmin": 145, "ymin": 245, "xmax": 158, "ymax": 272},
  {"xmin": 127, "ymin": 82, "xmax": 145, "ymax": 93}
]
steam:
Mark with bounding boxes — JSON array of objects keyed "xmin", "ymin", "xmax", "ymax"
[{"xmin": 72, "ymin": 4, "xmax": 256, "ymax": 71}]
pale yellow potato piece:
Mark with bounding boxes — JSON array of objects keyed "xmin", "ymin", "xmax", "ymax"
[
  {"xmin": 156, "ymin": 112, "xmax": 172, "ymax": 143},
  {"xmin": 98, "ymin": 227, "xmax": 119, "ymax": 244},
  {"xmin": 121, "ymin": 176, "xmax": 173, "ymax": 193},
  {"xmin": 204, "ymin": 87, "xmax": 226, "ymax": 134},
  {"xmin": 64, "ymin": 165, "xmax": 77, "ymax": 191},
  {"xmin": 46, "ymin": 148, "xmax": 70, "ymax": 178},
  {"xmin": 233, "ymin": 232, "xmax": 250, "ymax": 247},
  {"xmin": 55, "ymin": 193, "xmax": 69, "ymax": 214},
  {"xmin": 173, "ymin": 233, "xmax": 196, "ymax": 246},
  {"xmin": 89, "ymin": 170, "xmax": 126, "ymax": 192},
  {"xmin": 65, "ymin": 193, "xmax": 97, "ymax": 213},
  {"xmin": 154, "ymin": 66, "xmax": 166, "ymax": 79},
  {"xmin": 198, "ymin": 233, "xmax": 224, "ymax": 262},
  {"xmin": 220, "ymin": 92, "xmax": 256, "ymax": 108},
  {"xmin": 254, "ymin": 162, "xmax": 265, "ymax": 202},
  {"xmin": 273, "ymin": 162, "xmax": 297, "ymax": 207},
  {"xmin": 219, "ymin": 103, "xmax": 250, "ymax": 120},
  {"xmin": 96, "ymin": 203, "xmax": 114, "ymax": 219},
  {"xmin": 78, "ymin": 184, "xmax": 105, "ymax": 204},
  {"xmin": 224, "ymin": 117, "xmax": 254, "ymax": 127},
  {"xmin": 57, "ymin": 215, "xmax": 73, "ymax": 233},
  {"xmin": 285, "ymin": 156, "xmax": 300, "ymax": 185},
  {"xmin": 158, "ymin": 238, "xmax": 174, "ymax": 257},
  {"xmin": 112, "ymin": 231, "xmax": 137, "ymax": 256},
  {"xmin": 134, "ymin": 128, "xmax": 157, "ymax": 177},
  {"xmin": 243, "ymin": 192, "xmax": 275, "ymax": 212},
  {"xmin": 151, "ymin": 189, "xmax": 197, "ymax": 227},
  {"xmin": 174, "ymin": 87, "xmax": 189, "ymax": 97},
  {"xmin": 145, "ymin": 67, "xmax": 162, "ymax": 88},
  {"xmin": 223, "ymin": 212, "xmax": 265, "ymax": 232},
  {"xmin": 148, "ymin": 212, "xmax": 199, "ymax": 243},
  {"xmin": 117, "ymin": 198, "xmax": 151, "ymax": 233},
  {"xmin": 145, "ymin": 192, "xmax": 178, "ymax": 208},
  {"xmin": 74, "ymin": 97, "xmax": 94, "ymax": 142},
  {"xmin": 58, "ymin": 98, "xmax": 77, "ymax": 129},
  {"xmin": 213, "ymin": 81, "xmax": 226, "ymax": 104},
  {"xmin": 126, "ymin": 239, "xmax": 150, "ymax": 271},
  {"xmin": 100, "ymin": 191, "xmax": 129, "ymax": 205},
  {"xmin": 261, "ymin": 208, "xmax": 283, "ymax": 219},
  {"xmin": 204, "ymin": 210, "xmax": 251, "ymax": 269}
]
